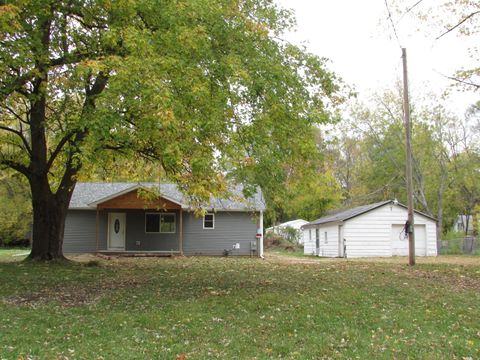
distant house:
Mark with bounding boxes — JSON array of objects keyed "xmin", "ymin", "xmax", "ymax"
[
  {"xmin": 266, "ymin": 219, "xmax": 309, "ymax": 244},
  {"xmin": 452, "ymin": 215, "xmax": 474, "ymax": 234},
  {"xmin": 64, "ymin": 182, "xmax": 265, "ymax": 257},
  {"xmin": 302, "ymin": 200, "xmax": 438, "ymax": 258}
]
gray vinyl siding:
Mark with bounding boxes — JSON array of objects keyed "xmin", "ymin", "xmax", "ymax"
[
  {"xmin": 182, "ymin": 212, "xmax": 258, "ymax": 256},
  {"xmin": 124, "ymin": 210, "xmax": 179, "ymax": 251},
  {"xmin": 63, "ymin": 210, "xmax": 97, "ymax": 253},
  {"xmin": 64, "ymin": 209, "xmax": 180, "ymax": 253},
  {"xmin": 98, "ymin": 212, "xmax": 107, "ymax": 250},
  {"xmin": 64, "ymin": 209, "xmax": 258, "ymax": 255}
]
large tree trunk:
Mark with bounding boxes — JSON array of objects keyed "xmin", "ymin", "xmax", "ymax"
[{"xmin": 27, "ymin": 177, "xmax": 74, "ymax": 261}]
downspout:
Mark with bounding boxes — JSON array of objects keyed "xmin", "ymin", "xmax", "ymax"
[
  {"xmin": 95, "ymin": 207, "xmax": 99, "ymax": 253},
  {"xmin": 179, "ymin": 208, "xmax": 183, "ymax": 256},
  {"xmin": 259, "ymin": 210, "xmax": 264, "ymax": 259}
]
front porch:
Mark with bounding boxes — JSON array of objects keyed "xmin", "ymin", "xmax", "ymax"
[
  {"xmin": 97, "ymin": 250, "xmax": 180, "ymax": 257},
  {"xmin": 92, "ymin": 187, "xmax": 185, "ymax": 254}
]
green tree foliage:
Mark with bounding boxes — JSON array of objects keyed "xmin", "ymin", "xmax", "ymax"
[
  {"xmin": 257, "ymin": 127, "xmax": 343, "ymax": 226},
  {"xmin": 281, "ymin": 169, "xmax": 342, "ymax": 221},
  {"xmin": 329, "ymin": 90, "xmax": 479, "ymax": 238},
  {"xmin": 0, "ymin": 0, "xmax": 342, "ymax": 259},
  {"xmin": 443, "ymin": 102, "xmax": 480, "ymax": 232}
]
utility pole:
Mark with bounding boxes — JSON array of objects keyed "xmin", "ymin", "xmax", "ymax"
[{"xmin": 402, "ymin": 48, "xmax": 415, "ymax": 266}]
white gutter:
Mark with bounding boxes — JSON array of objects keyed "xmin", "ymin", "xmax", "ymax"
[{"xmin": 259, "ymin": 210, "xmax": 264, "ymax": 259}]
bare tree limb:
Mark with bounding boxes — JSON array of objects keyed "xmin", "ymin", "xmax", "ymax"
[
  {"xmin": 397, "ymin": 0, "xmax": 426, "ymax": 24},
  {"xmin": 436, "ymin": 11, "xmax": 480, "ymax": 40},
  {"xmin": 445, "ymin": 74, "xmax": 480, "ymax": 90}
]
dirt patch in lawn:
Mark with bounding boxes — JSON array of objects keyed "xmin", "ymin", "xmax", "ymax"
[
  {"xmin": 2, "ymin": 277, "xmax": 147, "ymax": 308},
  {"xmin": 265, "ymin": 253, "xmax": 329, "ymax": 265}
]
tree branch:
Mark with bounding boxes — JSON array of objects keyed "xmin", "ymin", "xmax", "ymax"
[
  {"xmin": 436, "ymin": 11, "xmax": 480, "ymax": 40},
  {"xmin": 0, "ymin": 125, "xmax": 32, "ymax": 155},
  {"xmin": 4, "ymin": 105, "xmax": 30, "ymax": 125},
  {"xmin": 46, "ymin": 131, "xmax": 76, "ymax": 170},
  {"xmin": 0, "ymin": 158, "xmax": 30, "ymax": 177},
  {"xmin": 446, "ymin": 74, "xmax": 480, "ymax": 90},
  {"xmin": 57, "ymin": 71, "xmax": 110, "ymax": 192},
  {"xmin": 0, "ymin": 71, "xmax": 35, "ymax": 103},
  {"xmin": 87, "ymin": 71, "xmax": 109, "ymax": 96},
  {"xmin": 49, "ymin": 50, "xmax": 99, "ymax": 67}
]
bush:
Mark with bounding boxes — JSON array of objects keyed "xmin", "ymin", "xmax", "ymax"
[
  {"xmin": 264, "ymin": 232, "xmax": 283, "ymax": 247},
  {"xmin": 281, "ymin": 226, "xmax": 302, "ymax": 244},
  {"xmin": 0, "ymin": 237, "xmax": 31, "ymax": 248},
  {"xmin": 264, "ymin": 226, "xmax": 304, "ymax": 254}
]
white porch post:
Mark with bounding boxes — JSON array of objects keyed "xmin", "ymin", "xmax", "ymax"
[{"xmin": 259, "ymin": 210, "xmax": 264, "ymax": 257}]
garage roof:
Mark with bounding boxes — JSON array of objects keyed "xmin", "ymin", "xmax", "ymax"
[{"xmin": 305, "ymin": 200, "xmax": 436, "ymax": 227}]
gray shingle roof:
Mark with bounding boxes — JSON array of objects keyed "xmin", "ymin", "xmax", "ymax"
[
  {"xmin": 306, "ymin": 201, "xmax": 391, "ymax": 226},
  {"xmin": 69, "ymin": 182, "xmax": 266, "ymax": 211},
  {"xmin": 304, "ymin": 200, "xmax": 436, "ymax": 227}
]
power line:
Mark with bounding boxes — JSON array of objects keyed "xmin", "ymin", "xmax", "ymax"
[{"xmin": 384, "ymin": 0, "xmax": 402, "ymax": 48}]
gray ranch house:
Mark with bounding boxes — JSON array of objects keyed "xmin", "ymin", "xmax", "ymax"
[{"xmin": 64, "ymin": 182, "xmax": 265, "ymax": 257}]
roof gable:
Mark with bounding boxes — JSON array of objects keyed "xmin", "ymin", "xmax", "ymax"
[
  {"xmin": 89, "ymin": 184, "xmax": 184, "ymax": 208},
  {"xmin": 95, "ymin": 188, "xmax": 183, "ymax": 210}
]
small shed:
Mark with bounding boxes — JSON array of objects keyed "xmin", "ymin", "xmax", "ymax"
[{"xmin": 302, "ymin": 200, "xmax": 438, "ymax": 258}]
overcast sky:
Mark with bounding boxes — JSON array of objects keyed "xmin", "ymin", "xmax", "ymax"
[{"xmin": 275, "ymin": 0, "xmax": 478, "ymax": 116}]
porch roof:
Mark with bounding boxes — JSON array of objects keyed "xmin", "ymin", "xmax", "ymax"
[{"xmin": 69, "ymin": 182, "xmax": 266, "ymax": 211}]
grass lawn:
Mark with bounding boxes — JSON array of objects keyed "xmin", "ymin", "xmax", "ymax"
[
  {"xmin": 0, "ymin": 251, "xmax": 479, "ymax": 359},
  {"xmin": 0, "ymin": 248, "xmax": 30, "ymax": 261}
]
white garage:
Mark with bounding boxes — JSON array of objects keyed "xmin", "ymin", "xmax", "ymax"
[{"xmin": 302, "ymin": 200, "xmax": 438, "ymax": 258}]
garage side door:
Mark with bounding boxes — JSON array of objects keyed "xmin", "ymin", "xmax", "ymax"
[{"xmin": 391, "ymin": 224, "xmax": 427, "ymax": 256}]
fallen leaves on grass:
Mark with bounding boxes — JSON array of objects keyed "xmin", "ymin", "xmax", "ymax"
[
  {"xmin": 2, "ymin": 277, "xmax": 147, "ymax": 307},
  {"xmin": 398, "ymin": 267, "xmax": 480, "ymax": 292}
]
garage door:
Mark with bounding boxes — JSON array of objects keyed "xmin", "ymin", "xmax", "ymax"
[{"xmin": 391, "ymin": 224, "xmax": 427, "ymax": 256}]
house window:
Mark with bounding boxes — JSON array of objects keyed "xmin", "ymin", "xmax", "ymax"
[
  {"xmin": 324, "ymin": 231, "xmax": 328, "ymax": 244},
  {"xmin": 309, "ymin": 229, "xmax": 312, "ymax": 241},
  {"xmin": 146, "ymin": 213, "xmax": 160, "ymax": 233},
  {"xmin": 160, "ymin": 213, "xmax": 176, "ymax": 233},
  {"xmin": 145, "ymin": 213, "xmax": 176, "ymax": 233},
  {"xmin": 204, "ymin": 213, "xmax": 215, "ymax": 229}
]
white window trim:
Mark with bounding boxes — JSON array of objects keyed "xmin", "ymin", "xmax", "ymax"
[
  {"xmin": 145, "ymin": 212, "xmax": 176, "ymax": 234},
  {"xmin": 203, "ymin": 213, "xmax": 215, "ymax": 230}
]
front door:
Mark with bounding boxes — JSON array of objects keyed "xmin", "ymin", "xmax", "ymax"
[
  {"xmin": 315, "ymin": 228, "xmax": 320, "ymax": 256},
  {"xmin": 108, "ymin": 212, "xmax": 126, "ymax": 250}
]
